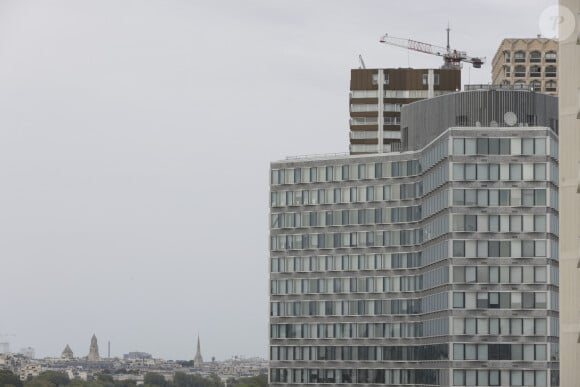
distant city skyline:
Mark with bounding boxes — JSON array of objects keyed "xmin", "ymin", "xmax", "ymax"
[
  {"xmin": 0, "ymin": 335, "xmax": 261, "ymax": 362},
  {"xmin": 1, "ymin": 333, "xmax": 258, "ymax": 361},
  {"xmin": 0, "ymin": 0, "xmax": 556, "ymax": 360},
  {"xmin": 0, "ymin": 348, "xmax": 268, "ymax": 383}
]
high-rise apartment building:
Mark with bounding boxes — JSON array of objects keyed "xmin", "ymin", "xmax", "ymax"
[
  {"xmin": 349, "ymin": 68, "xmax": 460, "ymax": 154},
  {"xmin": 557, "ymin": 0, "xmax": 579, "ymax": 385},
  {"xmin": 491, "ymin": 38, "xmax": 558, "ymax": 95},
  {"xmin": 270, "ymin": 89, "xmax": 559, "ymax": 386}
]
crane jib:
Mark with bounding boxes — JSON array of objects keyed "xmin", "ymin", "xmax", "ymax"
[
  {"xmin": 407, "ymin": 39, "xmax": 433, "ymax": 55},
  {"xmin": 379, "ymin": 29, "xmax": 485, "ymax": 69}
]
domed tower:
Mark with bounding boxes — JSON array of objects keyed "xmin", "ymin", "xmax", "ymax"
[{"xmin": 61, "ymin": 344, "xmax": 74, "ymax": 360}]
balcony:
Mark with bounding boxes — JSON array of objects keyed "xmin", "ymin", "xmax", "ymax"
[
  {"xmin": 350, "ymin": 131, "xmax": 379, "ymax": 140},
  {"xmin": 349, "ymin": 131, "xmax": 401, "ymax": 140},
  {"xmin": 383, "ymin": 131, "xmax": 401, "ymax": 139},
  {"xmin": 350, "ymin": 90, "xmax": 379, "ymax": 99},
  {"xmin": 384, "ymin": 117, "xmax": 401, "ymax": 125},
  {"xmin": 350, "ymin": 144, "xmax": 379, "ymax": 154},
  {"xmin": 350, "ymin": 104, "xmax": 377, "ymax": 113},
  {"xmin": 350, "ymin": 117, "xmax": 378, "ymax": 126}
]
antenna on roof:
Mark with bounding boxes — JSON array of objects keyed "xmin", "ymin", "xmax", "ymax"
[{"xmin": 446, "ymin": 22, "xmax": 450, "ymax": 52}]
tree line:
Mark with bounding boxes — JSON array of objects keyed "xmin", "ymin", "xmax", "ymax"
[{"xmin": 0, "ymin": 370, "xmax": 268, "ymax": 387}]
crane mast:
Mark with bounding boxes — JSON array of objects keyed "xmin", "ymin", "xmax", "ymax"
[
  {"xmin": 379, "ymin": 29, "xmax": 484, "ymax": 69},
  {"xmin": 358, "ymin": 54, "xmax": 366, "ymax": 69}
]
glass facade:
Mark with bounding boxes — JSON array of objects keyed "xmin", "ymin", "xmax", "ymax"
[{"xmin": 270, "ymin": 127, "xmax": 558, "ymax": 386}]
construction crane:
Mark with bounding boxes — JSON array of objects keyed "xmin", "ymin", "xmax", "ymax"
[
  {"xmin": 358, "ymin": 54, "xmax": 366, "ymax": 69},
  {"xmin": 379, "ymin": 27, "xmax": 484, "ymax": 69}
]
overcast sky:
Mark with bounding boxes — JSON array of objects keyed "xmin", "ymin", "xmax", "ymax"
[{"xmin": 0, "ymin": 0, "xmax": 556, "ymax": 360}]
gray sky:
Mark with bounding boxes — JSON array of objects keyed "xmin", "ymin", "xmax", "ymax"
[{"xmin": 0, "ymin": 0, "xmax": 556, "ymax": 360}]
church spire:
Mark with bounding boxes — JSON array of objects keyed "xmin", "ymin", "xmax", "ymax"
[
  {"xmin": 87, "ymin": 334, "xmax": 100, "ymax": 361},
  {"xmin": 193, "ymin": 335, "xmax": 203, "ymax": 368}
]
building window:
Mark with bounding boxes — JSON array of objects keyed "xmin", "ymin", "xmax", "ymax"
[
  {"xmin": 530, "ymin": 80, "xmax": 541, "ymax": 92},
  {"xmin": 504, "ymin": 66, "xmax": 511, "ymax": 77},
  {"xmin": 514, "ymin": 80, "xmax": 526, "ymax": 89},
  {"xmin": 514, "ymin": 65, "xmax": 526, "ymax": 77},
  {"xmin": 510, "ymin": 164, "xmax": 522, "ymax": 180},
  {"xmin": 546, "ymin": 80, "xmax": 557, "ymax": 92},
  {"xmin": 453, "ymin": 292, "xmax": 465, "ymax": 308},
  {"xmin": 530, "ymin": 51, "xmax": 541, "ymax": 62},
  {"xmin": 530, "ymin": 65, "xmax": 541, "ymax": 77},
  {"xmin": 545, "ymin": 65, "xmax": 557, "ymax": 77},
  {"xmin": 453, "ymin": 241, "xmax": 465, "ymax": 257},
  {"xmin": 504, "ymin": 51, "xmax": 511, "ymax": 62},
  {"xmin": 371, "ymin": 72, "xmax": 388, "ymax": 85},
  {"xmin": 453, "ymin": 138, "xmax": 465, "ymax": 154},
  {"xmin": 545, "ymin": 51, "xmax": 557, "ymax": 62},
  {"xmin": 421, "ymin": 73, "xmax": 440, "ymax": 85},
  {"xmin": 514, "ymin": 51, "xmax": 526, "ymax": 62}
]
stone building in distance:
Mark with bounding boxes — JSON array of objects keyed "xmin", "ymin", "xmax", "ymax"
[
  {"xmin": 491, "ymin": 38, "xmax": 558, "ymax": 95},
  {"xmin": 87, "ymin": 334, "xmax": 99, "ymax": 362}
]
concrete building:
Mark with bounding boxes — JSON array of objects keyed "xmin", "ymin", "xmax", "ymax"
[
  {"xmin": 19, "ymin": 363, "xmax": 41, "ymax": 381},
  {"xmin": 18, "ymin": 347, "xmax": 35, "ymax": 359},
  {"xmin": 491, "ymin": 38, "xmax": 558, "ymax": 95},
  {"xmin": 557, "ymin": 0, "xmax": 579, "ymax": 385},
  {"xmin": 349, "ymin": 68, "xmax": 460, "ymax": 154},
  {"xmin": 270, "ymin": 89, "xmax": 559, "ymax": 386},
  {"xmin": 123, "ymin": 352, "xmax": 152, "ymax": 360}
]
